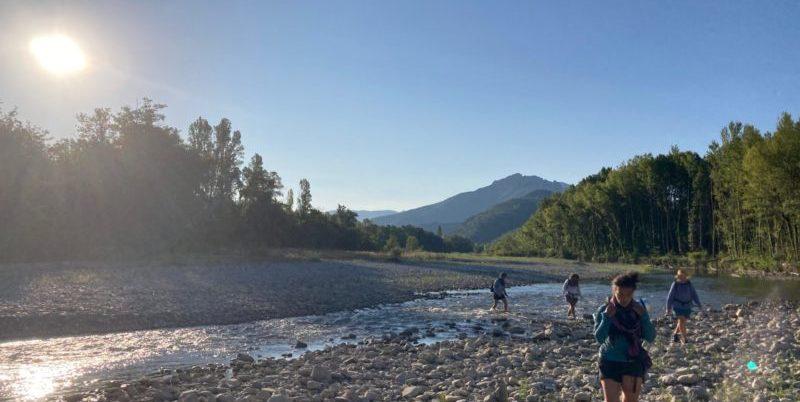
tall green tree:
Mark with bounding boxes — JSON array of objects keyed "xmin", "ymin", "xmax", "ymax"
[
  {"xmin": 297, "ymin": 179, "xmax": 312, "ymax": 216},
  {"xmin": 240, "ymin": 154, "xmax": 283, "ymax": 205}
]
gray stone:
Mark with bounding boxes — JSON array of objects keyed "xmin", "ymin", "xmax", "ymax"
[{"xmin": 401, "ymin": 385, "xmax": 426, "ymax": 398}]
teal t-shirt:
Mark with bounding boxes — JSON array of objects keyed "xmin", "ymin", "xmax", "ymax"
[{"xmin": 593, "ymin": 303, "xmax": 656, "ymax": 362}]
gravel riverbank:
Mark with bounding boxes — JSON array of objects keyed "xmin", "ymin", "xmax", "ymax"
[
  {"xmin": 0, "ymin": 256, "xmax": 632, "ymax": 341},
  {"xmin": 63, "ymin": 301, "xmax": 799, "ymax": 402}
]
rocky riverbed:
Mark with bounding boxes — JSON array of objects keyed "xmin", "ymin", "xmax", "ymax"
[
  {"xmin": 62, "ymin": 301, "xmax": 800, "ymax": 402},
  {"xmin": 0, "ymin": 256, "xmax": 627, "ymax": 341}
]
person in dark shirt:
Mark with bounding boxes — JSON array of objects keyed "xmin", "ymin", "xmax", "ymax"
[{"xmin": 489, "ymin": 272, "xmax": 509, "ymax": 312}]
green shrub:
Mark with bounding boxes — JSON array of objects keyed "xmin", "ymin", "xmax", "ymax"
[{"xmin": 389, "ymin": 247, "xmax": 402, "ymax": 261}]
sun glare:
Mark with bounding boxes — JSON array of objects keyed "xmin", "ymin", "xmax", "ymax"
[{"xmin": 29, "ymin": 34, "xmax": 87, "ymax": 75}]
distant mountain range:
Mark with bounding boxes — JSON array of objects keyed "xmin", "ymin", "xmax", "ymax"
[
  {"xmin": 353, "ymin": 210, "xmax": 398, "ymax": 221},
  {"xmin": 371, "ymin": 173, "xmax": 569, "ymax": 242},
  {"xmin": 327, "ymin": 209, "xmax": 398, "ymax": 221}
]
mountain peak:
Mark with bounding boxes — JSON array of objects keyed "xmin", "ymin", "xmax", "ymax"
[
  {"xmin": 373, "ymin": 174, "xmax": 568, "ymax": 227},
  {"xmin": 492, "ymin": 173, "xmax": 524, "ymax": 185}
]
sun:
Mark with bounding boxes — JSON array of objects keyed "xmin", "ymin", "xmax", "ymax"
[{"xmin": 29, "ymin": 34, "xmax": 87, "ymax": 75}]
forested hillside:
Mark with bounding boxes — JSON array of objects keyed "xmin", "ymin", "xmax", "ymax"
[
  {"xmin": 453, "ymin": 189, "xmax": 552, "ymax": 244},
  {"xmin": 492, "ymin": 115, "xmax": 800, "ymax": 272}
]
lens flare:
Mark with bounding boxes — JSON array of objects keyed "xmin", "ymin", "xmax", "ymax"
[{"xmin": 29, "ymin": 34, "xmax": 87, "ymax": 75}]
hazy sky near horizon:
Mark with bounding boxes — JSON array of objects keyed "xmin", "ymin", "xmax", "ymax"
[{"xmin": 2, "ymin": 1, "xmax": 799, "ymax": 211}]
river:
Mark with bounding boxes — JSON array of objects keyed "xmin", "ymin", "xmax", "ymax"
[{"xmin": 1, "ymin": 273, "xmax": 798, "ymax": 400}]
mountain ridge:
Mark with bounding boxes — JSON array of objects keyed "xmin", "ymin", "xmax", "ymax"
[{"xmin": 372, "ymin": 174, "xmax": 568, "ymax": 228}]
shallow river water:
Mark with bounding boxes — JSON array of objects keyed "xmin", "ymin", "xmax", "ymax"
[{"xmin": 1, "ymin": 273, "xmax": 798, "ymax": 400}]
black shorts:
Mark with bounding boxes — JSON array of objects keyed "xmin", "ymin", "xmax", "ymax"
[
  {"xmin": 599, "ymin": 359, "xmax": 644, "ymax": 383},
  {"xmin": 565, "ymin": 294, "xmax": 579, "ymax": 305},
  {"xmin": 493, "ymin": 293, "xmax": 506, "ymax": 301}
]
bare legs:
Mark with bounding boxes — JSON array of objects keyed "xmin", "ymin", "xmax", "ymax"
[
  {"xmin": 491, "ymin": 297, "xmax": 509, "ymax": 312},
  {"xmin": 621, "ymin": 376, "xmax": 643, "ymax": 401},
  {"xmin": 601, "ymin": 376, "xmax": 642, "ymax": 402},
  {"xmin": 673, "ymin": 316, "xmax": 688, "ymax": 343},
  {"xmin": 567, "ymin": 300, "xmax": 577, "ymax": 318},
  {"xmin": 601, "ymin": 379, "xmax": 621, "ymax": 402}
]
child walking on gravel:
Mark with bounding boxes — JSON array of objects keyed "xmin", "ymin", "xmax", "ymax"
[
  {"xmin": 594, "ymin": 272, "xmax": 655, "ymax": 402},
  {"xmin": 665, "ymin": 269, "xmax": 702, "ymax": 344},
  {"xmin": 490, "ymin": 272, "xmax": 509, "ymax": 312},
  {"xmin": 563, "ymin": 273, "xmax": 581, "ymax": 318}
]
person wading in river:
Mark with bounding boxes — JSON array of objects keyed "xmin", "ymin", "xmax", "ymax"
[
  {"xmin": 489, "ymin": 272, "xmax": 509, "ymax": 312},
  {"xmin": 665, "ymin": 269, "xmax": 702, "ymax": 345},
  {"xmin": 563, "ymin": 273, "xmax": 581, "ymax": 318},
  {"xmin": 594, "ymin": 272, "xmax": 655, "ymax": 402}
]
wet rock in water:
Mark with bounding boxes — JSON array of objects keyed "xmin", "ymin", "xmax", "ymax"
[
  {"xmin": 341, "ymin": 333, "xmax": 357, "ymax": 340},
  {"xmin": 401, "ymin": 385, "xmax": 426, "ymax": 398},
  {"xmin": 491, "ymin": 327, "xmax": 505, "ymax": 337},
  {"xmin": 399, "ymin": 327, "xmax": 419, "ymax": 338},
  {"xmin": 295, "ymin": 340, "xmax": 308, "ymax": 349},
  {"xmin": 236, "ymin": 353, "xmax": 255, "ymax": 363}
]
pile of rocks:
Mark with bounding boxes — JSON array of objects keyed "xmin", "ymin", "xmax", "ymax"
[{"xmin": 64, "ymin": 302, "xmax": 799, "ymax": 402}]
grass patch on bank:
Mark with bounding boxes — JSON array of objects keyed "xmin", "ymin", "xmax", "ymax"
[{"xmin": 399, "ymin": 251, "xmax": 654, "ymax": 274}]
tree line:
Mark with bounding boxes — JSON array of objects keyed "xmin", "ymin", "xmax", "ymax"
[
  {"xmin": 0, "ymin": 99, "xmax": 474, "ymax": 261},
  {"xmin": 492, "ymin": 114, "xmax": 800, "ymax": 271}
]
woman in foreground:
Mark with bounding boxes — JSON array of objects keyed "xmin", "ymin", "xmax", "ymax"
[{"xmin": 593, "ymin": 272, "xmax": 656, "ymax": 402}]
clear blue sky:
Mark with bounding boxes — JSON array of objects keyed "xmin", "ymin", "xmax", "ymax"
[{"xmin": 2, "ymin": 1, "xmax": 799, "ymax": 211}]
